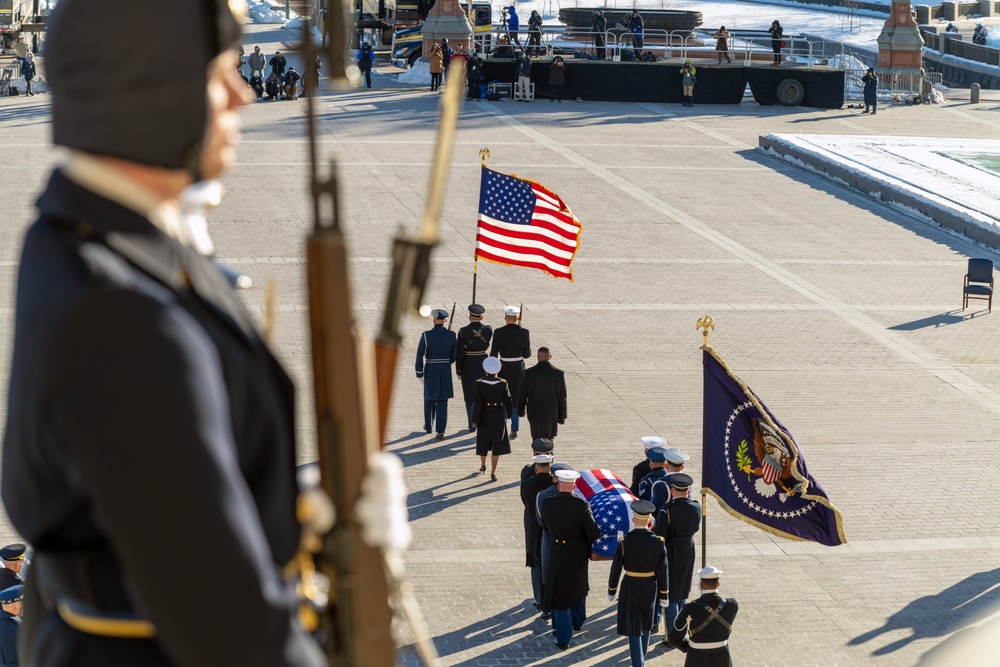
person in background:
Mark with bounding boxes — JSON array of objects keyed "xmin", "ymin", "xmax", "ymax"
[
  {"xmin": 428, "ymin": 42, "xmax": 444, "ymax": 92},
  {"xmin": 269, "ymin": 49, "xmax": 287, "ymax": 77},
  {"xmin": 680, "ymin": 59, "xmax": 696, "ymax": 107},
  {"xmin": 591, "ymin": 10, "xmax": 607, "ymax": 60},
  {"xmin": 548, "ymin": 56, "xmax": 566, "ymax": 103},
  {"xmin": 514, "ymin": 50, "xmax": 533, "ymax": 101},
  {"xmin": 506, "ymin": 5, "xmax": 521, "ymax": 45},
  {"xmin": 440, "ymin": 38, "xmax": 453, "ymax": 86},
  {"xmin": 629, "ymin": 10, "xmax": 645, "ymax": 60},
  {"xmin": 768, "ymin": 20, "xmax": 783, "ymax": 65},
  {"xmin": 714, "ymin": 26, "xmax": 732, "ymax": 64},
  {"xmin": 248, "ymin": 45, "xmax": 266, "ymax": 77},
  {"xmin": 21, "ymin": 54, "xmax": 36, "ymax": 96},
  {"xmin": 527, "ymin": 10, "xmax": 544, "ymax": 56},
  {"xmin": 466, "ymin": 49, "xmax": 484, "ymax": 101},
  {"xmin": 357, "ymin": 42, "xmax": 374, "ymax": 89},
  {"xmin": 862, "ymin": 67, "xmax": 878, "ymax": 114},
  {"xmin": 283, "ymin": 66, "xmax": 300, "ymax": 99},
  {"xmin": 0, "ymin": 585, "xmax": 22, "ymax": 667},
  {"xmin": 0, "ymin": 546, "xmax": 26, "ymax": 591}
]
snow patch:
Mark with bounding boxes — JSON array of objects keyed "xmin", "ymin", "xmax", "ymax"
[
  {"xmin": 396, "ymin": 59, "xmax": 431, "ymax": 84},
  {"xmin": 248, "ymin": 0, "xmax": 293, "ymax": 24}
]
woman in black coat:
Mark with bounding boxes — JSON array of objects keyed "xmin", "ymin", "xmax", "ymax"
[{"xmin": 768, "ymin": 20, "xmax": 783, "ymax": 65}]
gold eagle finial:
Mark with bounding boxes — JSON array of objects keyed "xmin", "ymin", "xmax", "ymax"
[{"xmin": 696, "ymin": 315, "xmax": 715, "ymax": 348}]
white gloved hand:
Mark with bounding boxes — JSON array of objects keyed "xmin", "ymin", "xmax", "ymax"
[{"xmin": 607, "ymin": 594, "xmax": 616, "ymax": 603}]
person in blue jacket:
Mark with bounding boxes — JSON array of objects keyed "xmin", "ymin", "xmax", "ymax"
[
  {"xmin": 506, "ymin": 5, "xmax": 521, "ymax": 44},
  {"xmin": 416, "ymin": 308, "xmax": 458, "ymax": 439}
]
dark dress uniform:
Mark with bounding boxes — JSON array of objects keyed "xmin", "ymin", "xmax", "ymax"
[
  {"xmin": 655, "ymin": 496, "xmax": 702, "ymax": 632},
  {"xmin": 472, "ymin": 376, "xmax": 513, "ymax": 456},
  {"xmin": 2, "ymin": 172, "xmax": 324, "ymax": 667},
  {"xmin": 538, "ymin": 491, "xmax": 600, "ymax": 646},
  {"xmin": 516, "ymin": 360, "xmax": 567, "ymax": 439},
  {"xmin": 668, "ymin": 591, "xmax": 739, "ymax": 666},
  {"xmin": 489, "ymin": 323, "xmax": 530, "ymax": 435},
  {"xmin": 415, "ymin": 323, "xmax": 458, "ymax": 435},
  {"xmin": 0, "ymin": 610, "xmax": 19, "ymax": 667},
  {"xmin": 520, "ymin": 471, "xmax": 554, "ymax": 605},
  {"xmin": 608, "ymin": 527, "xmax": 668, "ymax": 667},
  {"xmin": 638, "ymin": 468, "xmax": 669, "ymax": 502},
  {"xmin": 0, "ymin": 572, "xmax": 21, "ymax": 594},
  {"xmin": 630, "ymin": 459, "xmax": 651, "ymax": 496},
  {"xmin": 456, "ymin": 320, "xmax": 492, "ymax": 429}
]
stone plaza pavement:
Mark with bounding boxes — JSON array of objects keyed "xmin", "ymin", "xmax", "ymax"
[{"xmin": 3, "ymin": 23, "xmax": 1000, "ymax": 667}]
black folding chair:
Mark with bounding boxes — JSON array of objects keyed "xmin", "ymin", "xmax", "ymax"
[{"xmin": 962, "ymin": 258, "xmax": 994, "ymax": 313}]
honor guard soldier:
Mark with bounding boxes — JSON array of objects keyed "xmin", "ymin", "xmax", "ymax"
[
  {"xmin": 650, "ymin": 447, "xmax": 691, "ymax": 512},
  {"xmin": 630, "ymin": 436, "xmax": 666, "ymax": 496},
  {"xmin": 654, "ymin": 472, "xmax": 701, "ymax": 640},
  {"xmin": 668, "ymin": 566, "xmax": 739, "ymax": 665},
  {"xmin": 534, "ymin": 462, "xmax": 572, "ymax": 621},
  {"xmin": 416, "ymin": 308, "xmax": 458, "ymax": 439},
  {"xmin": 490, "ymin": 305, "xmax": 531, "ymax": 439},
  {"xmin": 539, "ymin": 469, "xmax": 600, "ymax": 651},
  {"xmin": 608, "ymin": 501, "xmax": 668, "ymax": 667},
  {"xmin": 521, "ymin": 437, "xmax": 554, "ymax": 481},
  {"xmin": 0, "ymin": 546, "xmax": 26, "ymax": 592},
  {"xmin": 521, "ymin": 454, "xmax": 555, "ymax": 610},
  {"xmin": 456, "ymin": 303, "xmax": 493, "ymax": 431},
  {"xmin": 0, "ymin": 584, "xmax": 22, "ymax": 667},
  {"xmin": 637, "ymin": 446, "xmax": 670, "ymax": 502},
  {"xmin": 473, "ymin": 356, "xmax": 513, "ymax": 481},
  {"xmin": 0, "ymin": 2, "xmax": 325, "ymax": 665},
  {"xmin": 517, "ymin": 347, "xmax": 568, "ymax": 440}
]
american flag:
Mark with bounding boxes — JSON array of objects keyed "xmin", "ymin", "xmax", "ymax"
[
  {"xmin": 476, "ymin": 167, "xmax": 583, "ymax": 280},
  {"xmin": 574, "ymin": 469, "xmax": 637, "ymax": 558}
]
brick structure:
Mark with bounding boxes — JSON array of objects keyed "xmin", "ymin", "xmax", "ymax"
[{"xmin": 877, "ymin": 0, "xmax": 925, "ymax": 72}]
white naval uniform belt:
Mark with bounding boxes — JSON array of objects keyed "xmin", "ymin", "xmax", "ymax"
[
  {"xmin": 499, "ymin": 357, "xmax": 524, "ymax": 362},
  {"xmin": 688, "ymin": 639, "xmax": 728, "ymax": 650},
  {"xmin": 425, "ymin": 358, "xmax": 451, "ymax": 363}
]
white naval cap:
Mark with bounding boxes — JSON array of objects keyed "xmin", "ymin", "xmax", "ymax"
[
  {"xmin": 503, "ymin": 305, "xmax": 521, "ymax": 316},
  {"xmin": 641, "ymin": 436, "xmax": 667, "ymax": 451},
  {"xmin": 532, "ymin": 454, "xmax": 554, "ymax": 464},
  {"xmin": 483, "ymin": 356, "xmax": 502, "ymax": 374},
  {"xmin": 555, "ymin": 470, "xmax": 581, "ymax": 483},
  {"xmin": 698, "ymin": 565, "xmax": 723, "ymax": 580},
  {"xmin": 663, "ymin": 447, "xmax": 690, "ymax": 465}
]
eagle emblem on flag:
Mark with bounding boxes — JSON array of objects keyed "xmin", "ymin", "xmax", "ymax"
[{"xmin": 736, "ymin": 419, "xmax": 805, "ymax": 501}]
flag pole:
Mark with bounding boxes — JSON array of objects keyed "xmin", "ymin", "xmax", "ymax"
[
  {"xmin": 696, "ymin": 315, "xmax": 715, "ymax": 569},
  {"xmin": 473, "ymin": 147, "xmax": 490, "ymax": 306}
]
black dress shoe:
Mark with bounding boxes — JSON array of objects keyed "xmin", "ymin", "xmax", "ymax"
[
  {"xmin": 660, "ymin": 641, "xmax": 675, "ymax": 650},
  {"xmin": 435, "ymin": 432, "xmax": 444, "ymax": 441},
  {"xmin": 510, "ymin": 431, "xmax": 518, "ymax": 440},
  {"xmin": 573, "ymin": 626, "xmax": 582, "ymax": 632},
  {"xmin": 490, "ymin": 473, "xmax": 497, "ymax": 482},
  {"xmin": 424, "ymin": 428, "xmax": 431, "ymax": 434},
  {"xmin": 555, "ymin": 643, "xmax": 569, "ymax": 651},
  {"xmin": 532, "ymin": 602, "xmax": 542, "ymax": 609},
  {"xmin": 541, "ymin": 611, "xmax": 551, "ymax": 620},
  {"xmin": 468, "ymin": 425, "xmax": 476, "ymax": 432}
]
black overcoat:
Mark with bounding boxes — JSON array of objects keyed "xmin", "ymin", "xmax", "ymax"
[
  {"xmin": 654, "ymin": 497, "xmax": 702, "ymax": 605},
  {"xmin": 630, "ymin": 459, "xmax": 651, "ymax": 496},
  {"xmin": 608, "ymin": 528, "xmax": 668, "ymax": 636},
  {"xmin": 538, "ymin": 492, "xmax": 600, "ymax": 610},
  {"xmin": 520, "ymin": 472, "xmax": 554, "ymax": 567},
  {"xmin": 516, "ymin": 360, "xmax": 567, "ymax": 439},
  {"xmin": 456, "ymin": 322, "xmax": 492, "ymax": 405},
  {"xmin": 1, "ymin": 172, "xmax": 323, "ymax": 667},
  {"xmin": 472, "ymin": 377, "xmax": 512, "ymax": 456}
]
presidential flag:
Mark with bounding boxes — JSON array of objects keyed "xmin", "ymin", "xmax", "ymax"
[
  {"xmin": 702, "ymin": 347, "xmax": 846, "ymax": 546},
  {"xmin": 574, "ymin": 469, "xmax": 637, "ymax": 559},
  {"xmin": 476, "ymin": 167, "xmax": 583, "ymax": 280}
]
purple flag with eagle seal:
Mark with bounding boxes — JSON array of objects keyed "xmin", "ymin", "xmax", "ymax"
[{"xmin": 702, "ymin": 347, "xmax": 846, "ymax": 546}]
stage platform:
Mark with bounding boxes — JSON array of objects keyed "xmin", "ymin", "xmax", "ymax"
[{"xmin": 481, "ymin": 59, "xmax": 845, "ymax": 108}]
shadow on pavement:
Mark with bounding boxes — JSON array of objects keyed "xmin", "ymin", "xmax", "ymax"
[
  {"xmin": 848, "ymin": 567, "xmax": 1000, "ymax": 657},
  {"xmin": 887, "ymin": 309, "xmax": 985, "ymax": 330},
  {"xmin": 407, "ymin": 477, "xmax": 518, "ymax": 521},
  {"xmin": 397, "ymin": 601, "xmax": 635, "ymax": 666}
]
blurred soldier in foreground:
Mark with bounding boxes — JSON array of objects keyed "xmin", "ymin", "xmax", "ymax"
[{"xmin": 0, "ymin": 1, "xmax": 324, "ymax": 665}]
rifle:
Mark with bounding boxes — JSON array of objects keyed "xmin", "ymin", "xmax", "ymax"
[
  {"xmin": 518, "ymin": 303, "xmax": 523, "ymax": 327},
  {"xmin": 447, "ymin": 302, "xmax": 457, "ymax": 332},
  {"xmin": 301, "ymin": 1, "xmax": 463, "ymax": 663}
]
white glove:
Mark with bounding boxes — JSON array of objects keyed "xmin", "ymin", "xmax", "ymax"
[{"xmin": 607, "ymin": 594, "xmax": 616, "ymax": 603}]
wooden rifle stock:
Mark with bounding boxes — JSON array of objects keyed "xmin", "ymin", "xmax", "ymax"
[{"xmin": 447, "ymin": 302, "xmax": 456, "ymax": 332}]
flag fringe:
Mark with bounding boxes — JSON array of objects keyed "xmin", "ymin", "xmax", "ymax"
[
  {"xmin": 702, "ymin": 345, "xmax": 848, "ymax": 545},
  {"xmin": 702, "ymin": 488, "xmax": 811, "ymax": 542}
]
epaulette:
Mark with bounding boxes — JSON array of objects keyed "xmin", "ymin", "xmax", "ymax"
[{"xmin": 658, "ymin": 536, "xmax": 665, "ymax": 542}]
